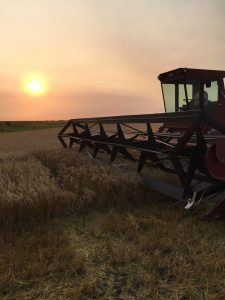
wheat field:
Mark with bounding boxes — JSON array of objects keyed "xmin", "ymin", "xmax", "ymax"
[{"xmin": 1, "ymin": 128, "xmax": 225, "ymax": 299}]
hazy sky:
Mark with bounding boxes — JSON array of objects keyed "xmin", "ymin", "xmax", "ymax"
[{"xmin": 1, "ymin": 0, "xmax": 224, "ymax": 120}]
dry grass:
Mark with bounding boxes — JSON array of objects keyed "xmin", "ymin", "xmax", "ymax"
[{"xmin": 1, "ymin": 128, "xmax": 225, "ymax": 299}]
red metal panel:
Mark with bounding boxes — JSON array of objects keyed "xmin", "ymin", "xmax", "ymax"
[
  {"xmin": 205, "ymin": 144, "xmax": 225, "ymax": 181},
  {"xmin": 216, "ymin": 138, "xmax": 225, "ymax": 164}
]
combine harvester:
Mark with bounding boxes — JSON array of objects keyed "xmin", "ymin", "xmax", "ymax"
[{"xmin": 58, "ymin": 68, "xmax": 225, "ymax": 219}]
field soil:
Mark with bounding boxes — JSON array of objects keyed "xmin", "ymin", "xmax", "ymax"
[{"xmin": 1, "ymin": 128, "xmax": 225, "ymax": 299}]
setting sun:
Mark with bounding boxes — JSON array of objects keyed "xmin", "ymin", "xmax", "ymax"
[{"xmin": 23, "ymin": 74, "xmax": 48, "ymax": 96}]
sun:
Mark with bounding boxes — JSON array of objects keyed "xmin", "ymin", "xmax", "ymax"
[{"xmin": 23, "ymin": 74, "xmax": 48, "ymax": 96}]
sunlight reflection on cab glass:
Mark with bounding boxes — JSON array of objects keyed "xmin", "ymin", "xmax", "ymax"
[{"xmin": 23, "ymin": 74, "xmax": 48, "ymax": 96}]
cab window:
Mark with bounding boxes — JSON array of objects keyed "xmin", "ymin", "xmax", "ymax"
[
  {"xmin": 204, "ymin": 80, "xmax": 218, "ymax": 102},
  {"xmin": 162, "ymin": 79, "xmax": 200, "ymax": 112},
  {"xmin": 203, "ymin": 80, "xmax": 218, "ymax": 111}
]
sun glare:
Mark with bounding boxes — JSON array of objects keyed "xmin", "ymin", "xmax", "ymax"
[{"xmin": 23, "ymin": 74, "xmax": 48, "ymax": 96}]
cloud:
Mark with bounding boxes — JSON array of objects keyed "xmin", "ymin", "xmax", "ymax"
[
  {"xmin": 0, "ymin": 88, "xmax": 162, "ymax": 120},
  {"xmin": 51, "ymin": 90, "xmax": 157, "ymax": 120},
  {"xmin": 0, "ymin": 0, "xmax": 224, "ymax": 120}
]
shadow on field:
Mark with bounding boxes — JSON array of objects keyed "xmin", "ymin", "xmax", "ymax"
[{"xmin": 0, "ymin": 221, "xmax": 88, "ymax": 299}]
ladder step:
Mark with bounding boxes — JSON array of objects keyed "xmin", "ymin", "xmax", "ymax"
[{"xmin": 192, "ymin": 181, "xmax": 212, "ymax": 193}]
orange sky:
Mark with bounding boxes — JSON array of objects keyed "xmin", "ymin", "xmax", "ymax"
[{"xmin": 0, "ymin": 0, "xmax": 225, "ymax": 120}]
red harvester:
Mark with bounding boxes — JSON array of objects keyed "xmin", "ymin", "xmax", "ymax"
[{"xmin": 58, "ymin": 68, "xmax": 225, "ymax": 219}]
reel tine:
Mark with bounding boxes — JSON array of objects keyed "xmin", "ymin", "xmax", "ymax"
[
  {"xmin": 99, "ymin": 123, "xmax": 107, "ymax": 137},
  {"xmin": 102, "ymin": 144, "xmax": 111, "ymax": 154},
  {"xmin": 69, "ymin": 137, "xmax": 74, "ymax": 149},
  {"xmin": 85, "ymin": 122, "xmax": 91, "ymax": 135},
  {"xmin": 58, "ymin": 136, "xmax": 68, "ymax": 148},
  {"xmin": 137, "ymin": 151, "xmax": 146, "ymax": 173},
  {"xmin": 119, "ymin": 148, "xmax": 134, "ymax": 161},
  {"xmin": 117, "ymin": 123, "xmax": 125, "ymax": 139},
  {"xmin": 72, "ymin": 123, "xmax": 79, "ymax": 135},
  {"xmin": 92, "ymin": 144, "xmax": 100, "ymax": 158},
  {"xmin": 79, "ymin": 141, "xmax": 86, "ymax": 152},
  {"xmin": 110, "ymin": 147, "xmax": 118, "ymax": 162},
  {"xmin": 147, "ymin": 122, "xmax": 157, "ymax": 149}
]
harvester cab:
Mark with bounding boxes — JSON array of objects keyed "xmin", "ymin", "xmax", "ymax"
[
  {"xmin": 58, "ymin": 67, "xmax": 225, "ymax": 220},
  {"xmin": 159, "ymin": 68, "xmax": 225, "ymax": 132}
]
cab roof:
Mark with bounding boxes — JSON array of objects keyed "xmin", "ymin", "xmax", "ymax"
[{"xmin": 158, "ymin": 68, "xmax": 225, "ymax": 83}]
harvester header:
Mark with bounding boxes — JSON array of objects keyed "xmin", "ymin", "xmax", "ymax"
[{"xmin": 58, "ymin": 67, "xmax": 225, "ymax": 220}]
